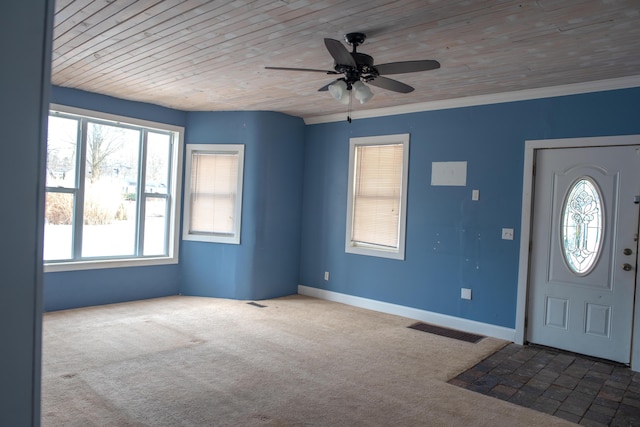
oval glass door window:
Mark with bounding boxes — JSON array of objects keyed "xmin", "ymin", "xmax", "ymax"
[{"xmin": 561, "ymin": 177, "xmax": 604, "ymax": 275}]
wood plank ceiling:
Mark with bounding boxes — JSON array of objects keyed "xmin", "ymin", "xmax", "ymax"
[{"xmin": 51, "ymin": 0, "xmax": 640, "ymax": 120}]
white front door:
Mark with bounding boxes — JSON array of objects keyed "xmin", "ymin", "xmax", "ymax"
[{"xmin": 527, "ymin": 145, "xmax": 640, "ymax": 363}]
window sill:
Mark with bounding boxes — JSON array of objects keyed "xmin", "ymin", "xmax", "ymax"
[
  {"xmin": 345, "ymin": 244, "xmax": 405, "ymax": 260},
  {"xmin": 43, "ymin": 256, "xmax": 179, "ymax": 273},
  {"xmin": 182, "ymin": 234, "xmax": 240, "ymax": 244}
]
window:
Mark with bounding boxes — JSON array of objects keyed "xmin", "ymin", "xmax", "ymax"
[
  {"xmin": 561, "ymin": 177, "xmax": 604, "ymax": 275},
  {"xmin": 345, "ymin": 134, "xmax": 409, "ymax": 260},
  {"xmin": 44, "ymin": 105, "xmax": 183, "ymax": 271},
  {"xmin": 183, "ymin": 144, "xmax": 245, "ymax": 244}
]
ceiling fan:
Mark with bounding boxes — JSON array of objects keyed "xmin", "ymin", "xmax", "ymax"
[{"xmin": 265, "ymin": 32, "xmax": 440, "ymax": 106}]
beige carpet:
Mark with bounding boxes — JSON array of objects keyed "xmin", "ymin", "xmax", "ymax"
[{"xmin": 41, "ymin": 295, "xmax": 575, "ymax": 426}]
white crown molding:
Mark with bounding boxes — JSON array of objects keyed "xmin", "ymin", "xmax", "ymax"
[
  {"xmin": 298, "ymin": 285, "xmax": 516, "ymax": 341},
  {"xmin": 304, "ymin": 75, "xmax": 640, "ymax": 125}
]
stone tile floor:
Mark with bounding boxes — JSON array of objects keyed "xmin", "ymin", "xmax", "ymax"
[{"xmin": 449, "ymin": 343, "xmax": 640, "ymax": 426}]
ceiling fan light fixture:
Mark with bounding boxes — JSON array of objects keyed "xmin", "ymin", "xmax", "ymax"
[
  {"xmin": 353, "ymin": 81, "xmax": 373, "ymax": 104},
  {"xmin": 328, "ymin": 80, "xmax": 348, "ymax": 102}
]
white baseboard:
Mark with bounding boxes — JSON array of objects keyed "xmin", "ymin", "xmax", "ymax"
[{"xmin": 298, "ymin": 285, "xmax": 516, "ymax": 342}]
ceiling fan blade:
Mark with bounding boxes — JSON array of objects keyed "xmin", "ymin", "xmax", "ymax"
[
  {"xmin": 265, "ymin": 66, "xmax": 336, "ymax": 73},
  {"xmin": 324, "ymin": 38, "xmax": 356, "ymax": 67},
  {"xmin": 368, "ymin": 76, "xmax": 414, "ymax": 93},
  {"xmin": 375, "ymin": 60, "xmax": 440, "ymax": 75}
]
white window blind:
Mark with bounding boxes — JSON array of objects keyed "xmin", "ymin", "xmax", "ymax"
[
  {"xmin": 352, "ymin": 143, "xmax": 403, "ymax": 248},
  {"xmin": 346, "ymin": 134, "xmax": 409, "ymax": 260},
  {"xmin": 183, "ymin": 144, "xmax": 244, "ymax": 244},
  {"xmin": 190, "ymin": 152, "xmax": 238, "ymax": 235}
]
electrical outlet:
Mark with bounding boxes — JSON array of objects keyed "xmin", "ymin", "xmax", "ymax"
[
  {"xmin": 472, "ymin": 189, "xmax": 480, "ymax": 201},
  {"xmin": 324, "ymin": 271, "xmax": 329, "ymax": 281},
  {"xmin": 502, "ymin": 228, "xmax": 514, "ymax": 240},
  {"xmin": 461, "ymin": 288, "xmax": 472, "ymax": 300}
]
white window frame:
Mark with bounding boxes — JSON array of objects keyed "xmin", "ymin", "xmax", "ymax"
[
  {"xmin": 345, "ymin": 133, "xmax": 410, "ymax": 260},
  {"xmin": 44, "ymin": 104, "xmax": 184, "ymax": 272},
  {"xmin": 182, "ymin": 144, "xmax": 245, "ymax": 244}
]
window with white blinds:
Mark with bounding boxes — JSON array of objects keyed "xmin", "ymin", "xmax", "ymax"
[
  {"xmin": 346, "ymin": 134, "xmax": 409, "ymax": 260},
  {"xmin": 183, "ymin": 144, "xmax": 244, "ymax": 244}
]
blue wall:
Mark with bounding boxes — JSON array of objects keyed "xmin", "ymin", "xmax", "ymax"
[
  {"xmin": 44, "ymin": 265, "xmax": 181, "ymax": 311},
  {"xmin": 45, "ymin": 84, "xmax": 640, "ymax": 330},
  {"xmin": 299, "ymin": 88, "xmax": 640, "ymax": 329},
  {"xmin": 51, "ymin": 86, "xmax": 188, "ymax": 127},
  {"xmin": 180, "ymin": 111, "xmax": 306, "ymax": 300},
  {"xmin": 0, "ymin": 1, "xmax": 52, "ymax": 424},
  {"xmin": 44, "ymin": 91, "xmax": 306, "ymax": 308}
]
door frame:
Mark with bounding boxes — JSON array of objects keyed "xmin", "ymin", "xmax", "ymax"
[{"xmin": 515, "ymin": 135, "xmax": 640, "ymax": 370}]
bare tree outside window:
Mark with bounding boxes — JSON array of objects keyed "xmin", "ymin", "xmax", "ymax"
[{"xmin": 86, "ymin": 123, "xmax": 127, "ymax": 184}]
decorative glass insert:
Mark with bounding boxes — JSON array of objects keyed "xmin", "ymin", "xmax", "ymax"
[{"xmin": 561, "ymin": 177, "xmax": 604, "ymax": 275}]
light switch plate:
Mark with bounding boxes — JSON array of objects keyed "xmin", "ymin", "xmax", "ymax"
[
  {"xmin": 472, "ymin": 189, "xmax": 479, "ymax": 201},
  {"xmin": 461, "ymin": 288, "xmax": 472, "ymax": 300}
]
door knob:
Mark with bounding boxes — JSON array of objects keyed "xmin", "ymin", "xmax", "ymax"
[
  {"xmin": 622, "ymin": 263, "xmax": 633, "ymax": 271},
  {"xmin": 623, "ymin": 248, "xmax": 633, "ymax": 255}
]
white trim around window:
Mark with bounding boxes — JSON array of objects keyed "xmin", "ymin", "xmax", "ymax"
[
  {"xmin": 345, "ymin": 133, "xmax": 410, "ymax": 260},
  {"xmin": 44, "ymin": 104, "xmax": 184, "ymax": 272},
  {"xmin": 182, "ymin": 144, "xmax": 245, "ymax": 244}
]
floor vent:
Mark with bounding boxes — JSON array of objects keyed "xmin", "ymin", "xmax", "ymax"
[
  {"xmin": 408, "ymin": 322, "xmax": 484, "ymax": 343},
  {"xmin": 247, "ymin": 302, "xmax": 267, "ymax": 308}
]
